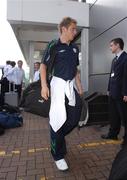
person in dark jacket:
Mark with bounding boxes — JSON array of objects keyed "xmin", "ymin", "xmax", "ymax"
[
  {"xmin": 101, "ymin": 38, "xmax": 127, "ymax": 147},
  {"xmin": 40, "ymin": 17, "xmax": 83, "ymax": 171},
  {"xmin": 109, "ymin": 145, "xmax": 127, "ymax": 180}
]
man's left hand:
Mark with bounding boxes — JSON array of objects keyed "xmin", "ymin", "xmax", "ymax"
[{"xmin": 78, "ymin": 89, "xmax": 83, "ymax": 97}]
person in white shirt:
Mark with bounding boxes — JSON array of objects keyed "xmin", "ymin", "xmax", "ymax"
[
  {"xmin": 3, "ymin": 60, "xmax": 12, "ymax": 78},
  {"xmin": 13, "ymin": 60, "xmax": 25, "ymax": 100},
  {"xmin": 33, "ymin": 62, "xmax": 40, "ymax": 82},
  {"xmin": 1, "ymin": 61, "xmax": 15, "ymax": 96},
  {"xmin": 6, "ymin": 61, "xmax": 16, "ymax": 84}
]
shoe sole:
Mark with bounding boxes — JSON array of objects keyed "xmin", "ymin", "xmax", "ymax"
[{"xmin": 58, "ymin": 168, "xmax": 69, "ymax": 171}]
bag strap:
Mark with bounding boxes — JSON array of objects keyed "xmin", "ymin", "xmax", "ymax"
[{"xmin": 46, "ymin": 40, "xmax": 58, "ymax": 83}]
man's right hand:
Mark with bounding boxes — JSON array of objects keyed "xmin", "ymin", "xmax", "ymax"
[{"xmin": 41, "ymin": 85, "xmax": 49, "ymax": 101}]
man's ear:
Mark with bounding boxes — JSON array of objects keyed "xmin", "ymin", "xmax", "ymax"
[
  {"xmin": 61, "ymin": 26, "xmax": 67, "ymax": 33},
  {"xmin": 116, "ymin": 43, "xmax": 120, "ymax": 49}
]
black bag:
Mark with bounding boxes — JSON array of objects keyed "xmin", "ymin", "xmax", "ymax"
[
  {"xmin": 20, "ymin": 40, "xmax": 57, "ymax": 117},
  {"xmin": 1, "ymin": 104, "xmax": 21, "ymax": 114},
  {"xmin": 24, "ymin": 83, "xmax": 50, "ymax": 117},
  {"xmin": 19, "ymin": 80, "xmax": 41, "ymax": 107}
]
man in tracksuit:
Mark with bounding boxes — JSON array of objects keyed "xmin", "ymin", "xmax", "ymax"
[{"xmin": 40, "ymin": 17, "xmax": 83, "ymax": 171}]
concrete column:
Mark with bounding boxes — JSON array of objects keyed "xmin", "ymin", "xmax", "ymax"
[
  {"xmin": 29, "ymin": 42, "xmax": 35, "ymax": 82},
  {"xmin": 81, "ymin": 28, "xmax": 89, "ymax": 92}
]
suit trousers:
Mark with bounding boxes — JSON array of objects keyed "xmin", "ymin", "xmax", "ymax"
[
  {"xmin": 50, "ymin": 90, "xmax": 82, "ymax": 161},
  {"xmin": 1, "ymin": 77, "xmax": 9, "ymax": 96},
  {"xmin": 109, "ymin": 96, "xmax": 127, "ymax": 141}
]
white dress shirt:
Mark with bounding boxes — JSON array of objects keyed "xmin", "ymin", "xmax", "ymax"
[
  {"xmin": 3, "ymin": 64, "xmax": 12, "ymax": 78},
  {"xmin": 33, "ymin": 70, "xmax": 40, "ymax": 82},
  {"xmin": 6, "ymin": 66, "xmax": 15, "ymax": 82},
  {"xmin": 116, "ymin": 50, "xmax": 123, "ymax": 59},
  {"xmin": 13, "ymin": 67, "xmax": 25, "ymax": 85}
]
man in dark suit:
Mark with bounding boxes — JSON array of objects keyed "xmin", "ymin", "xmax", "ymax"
[{"xmin": 101, "ymin": 38, "xmax": 127, "ymax": 146}]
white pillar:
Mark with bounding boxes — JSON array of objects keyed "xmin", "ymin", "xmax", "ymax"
[
  {"xmin": 81, "ymin": 28, "xmax": 89, "ymax": 92},
  {"xmin": 29, "ymin": 42, "xmax": 35, "ymax": 82}
]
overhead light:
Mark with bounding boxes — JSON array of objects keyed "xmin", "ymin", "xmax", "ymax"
[{"xmin": 78, "ymin": 0, "xmax": 86, "ymax": 2}]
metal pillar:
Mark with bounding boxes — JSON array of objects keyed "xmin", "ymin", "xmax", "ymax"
[{"xmin": 81, "ymin": 28, "xmax": 89, "ymax": 92}]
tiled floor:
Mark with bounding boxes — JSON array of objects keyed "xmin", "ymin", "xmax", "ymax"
[{"xmin": 0, "ymin": 111, "xmax": 122, "ymax": 180}]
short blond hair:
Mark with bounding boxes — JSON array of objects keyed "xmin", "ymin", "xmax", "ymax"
[{"xmin": 58, "ymin": 17, "xmax": 77, "ymax": 34}]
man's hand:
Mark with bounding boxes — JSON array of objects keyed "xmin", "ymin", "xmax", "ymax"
[
  {"xmin": 40, "ymin": 64, "xmax": 49, "ymax": 100},
  {"xmin": 77, "ymin": 88, "xmax": 83, "ymax": 97},
  {"xmin": 75, "ymin": 69, "xmax": 83, "ymax": 97},
  {"xmin": 123, "ymin": 96, "xmax": 127, "ymax": 102},
  {"xmin": 41, "ymin": 84, "xmax": 49, "ymax": 101}
]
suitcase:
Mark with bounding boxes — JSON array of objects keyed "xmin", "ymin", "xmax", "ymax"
[{"xmin": 4, "ymin": 83, "xmax": 18, "ymax": 107}]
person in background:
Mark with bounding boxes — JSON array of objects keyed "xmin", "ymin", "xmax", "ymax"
[
  {"xmin": 40, "ymin": 17, "xmax": 83, "ymax": 171},
  {"xmin": 33, "ymin": 62, "xmax": 40, "ymax": 82},
  {"xmin": 101, "ymin": 38, "xmax": 127, "ymax": 148},
  {"xmin": 108, "ymin": 145, "xmax": 127, "ymax": 180},
  {"xmin": 7, "ymin": 61, "xmax": 16, "ymax": 91},
  {"xmin": 3, "ymin": 60, "xmax": 12, "ymax": 79},
  {"xmin": 1, "ymin": 60, "xmax": 16, "ymax": 95},
  {"xmin": 1, "ymin": 60, "xmax": 12, "ymax": 95},
  {"xmin": 6, "ymin": 61, "xmax": 16, "ymax": 80},
  {"xmin": 13, "ymin": 60, "xmax": 25, "ymax": 100}
]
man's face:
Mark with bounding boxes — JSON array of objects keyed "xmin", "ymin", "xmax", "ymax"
[
  {"xmin": 110, "ymin": 42, "xmax": 119, "ymax": 54},
  {"xmin": 34, "ymin": 63, "xmax": 40, "ymax": 71},
  {"xmin": 63, "ymin": 23, "xmax": 77, "ymax": 41},
  {"xmin": 18, "ymin": 61, "xmax": 23, "ymax": 68}
]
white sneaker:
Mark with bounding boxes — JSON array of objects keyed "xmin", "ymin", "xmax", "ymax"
[{"xmin": 55, "ymin": 159, "xmax": 69, "ymax": 171}]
